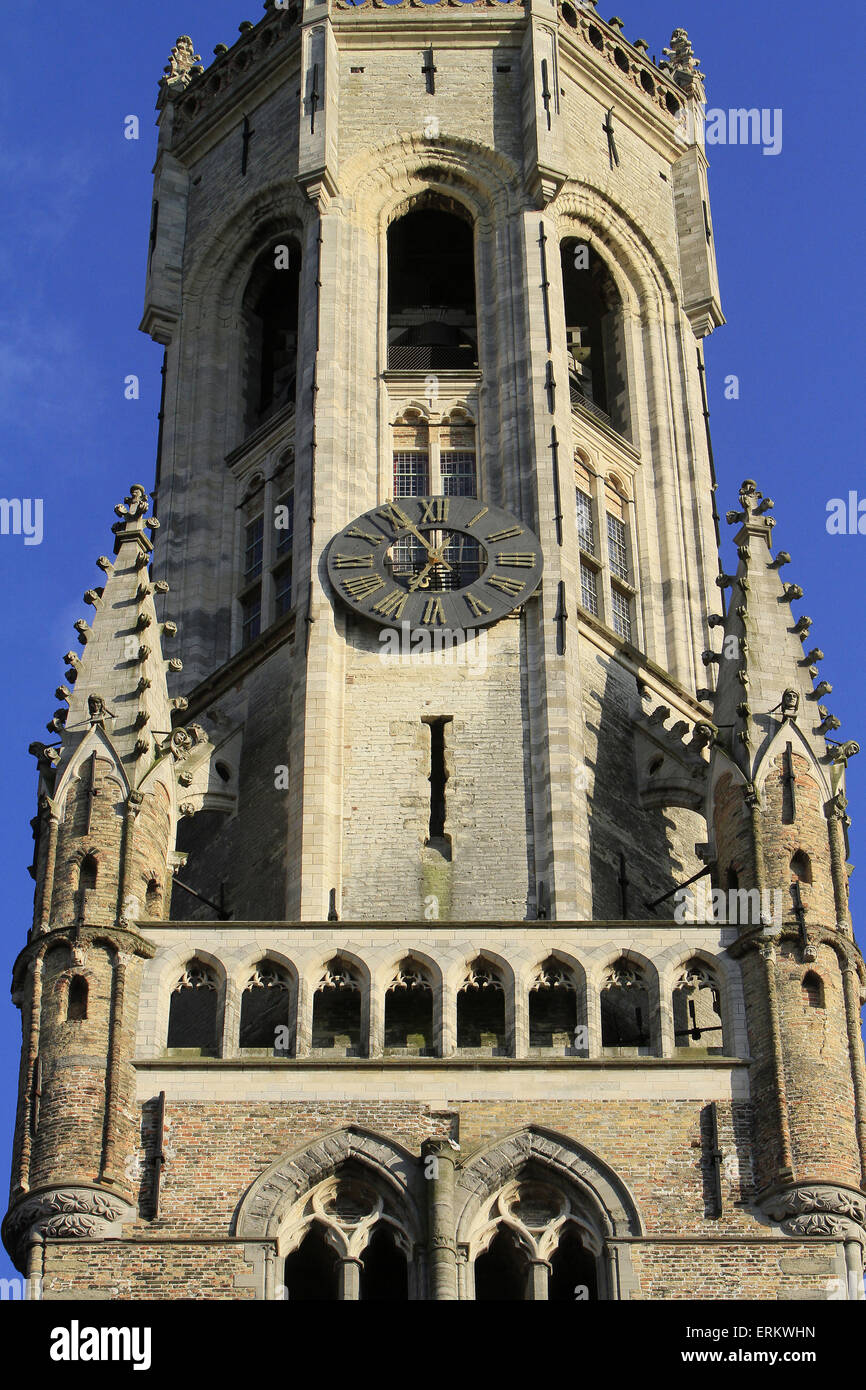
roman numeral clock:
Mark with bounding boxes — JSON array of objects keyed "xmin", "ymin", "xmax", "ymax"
[{"xmin": 327, "ymin": 497, "xmax": 544, "ymax": 630}]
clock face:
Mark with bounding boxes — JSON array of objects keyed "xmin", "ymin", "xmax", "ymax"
[{"xmin": 327, "ymin": 496, "xmax": 544, "ymax": 632}]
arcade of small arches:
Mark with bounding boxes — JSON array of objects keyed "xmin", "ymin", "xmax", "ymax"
[
  {"xmin": 161, "ymin": 948, "xmax": 734, "ymax": 1058},
  {"xmin": 236, "ymin": 1125, "xmax": 642, "ymax": 1301}
]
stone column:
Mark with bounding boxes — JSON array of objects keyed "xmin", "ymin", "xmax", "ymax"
[
  {"xmin": 338, "ymin": 1256, "xmax": 362, "ymax": 1301},
  {"xmin": 844, "ymin": 1239, "xmax": 865, "ymax": 1300},
  {"xmin": 528, "ymin": 1259, "xmax": 550, "ymax": 1300},
  {"xmin": 422, "ymin": 1138, "xmax": 458, "ymax": 1301}
]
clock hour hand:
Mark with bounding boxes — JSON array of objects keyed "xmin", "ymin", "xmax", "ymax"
[{"xmin": 408, "ymin": 563, "xmax": 433, "ymax": 591}]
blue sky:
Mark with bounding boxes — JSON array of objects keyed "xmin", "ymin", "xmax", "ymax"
[{"xmin": 0, "ymin": 0, "xmax": 863, "ymax": 1283}]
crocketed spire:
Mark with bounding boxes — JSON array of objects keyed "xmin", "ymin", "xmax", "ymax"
[
  {"xmin": 28, "ymin": 485, "xmax": 211, "ymax": 934},
  {"xmin": 707, "ymin": 479, "xmax": 856, "ymax": 784}
]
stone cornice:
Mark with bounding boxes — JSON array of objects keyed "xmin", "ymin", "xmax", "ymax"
[
  {"xmin": 134, "ymin": 1055, "xmax": 749, "ymax": 1070},
  {"xmin": 135, "ymin": 916, "xmax": 724, "ymax": 930}
]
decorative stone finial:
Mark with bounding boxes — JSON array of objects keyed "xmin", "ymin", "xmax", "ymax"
[
  {"xmin": 660, "ymin": 28, "xmax": 704, "ymax": 87},
  {"xmin": 163, "ymin": 36, "xmax": 202, "ymax": 89}
]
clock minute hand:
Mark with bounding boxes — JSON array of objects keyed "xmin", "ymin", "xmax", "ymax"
[{"xmin": 401, "ymin": 519, "xmax": 435, "ymax": 553}]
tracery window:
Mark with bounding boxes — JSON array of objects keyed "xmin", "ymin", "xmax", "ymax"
[
  {"xmin": 472, "ymin": 1174, "xmax": 601, "ymax": 1301},
  {"xmin": 167, "ymin": 959, "xmax": 219, "ymax": 1053},
  {"xmin": 312, "ymin": 958, "xmax": 362, "ymax": 1053},
  {"xmin": 240, "ymin": 960, "xmax": 291, "ymax": 1049},
  {"xmin": 529, "ymin": 957, "xmax": 580, "ymax": 1051},
  {"xmin": 601, "ymin": 958, "xmax": 651, "ymax": 1052},
  {"xmin": 457, "ymin": 959, "xmax": 506, "ymax": 1051},
  {"xmin": 384, "ymin": 960, "xmax": 434, "ymax": 1054},
  {"xmin": 672, "ymin": 960, "xmax": 724, "ymax": 1053},
  {"xmin": 280, "ymin": 1168, "xmax": 412, "ymax": 1301}
]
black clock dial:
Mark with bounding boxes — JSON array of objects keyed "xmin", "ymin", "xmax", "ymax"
[{"xmin": 327, "ymin": 496, "xmax": 544, "ymax": 633}]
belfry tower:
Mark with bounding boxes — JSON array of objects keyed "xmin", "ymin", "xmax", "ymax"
[{"xmin": 5, "ymin": 0, "xmax": 866, "ymax": 1300}]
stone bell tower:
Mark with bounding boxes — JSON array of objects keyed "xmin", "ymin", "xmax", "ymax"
[
  {"xmin": 4, "ymin": 0, "xmax": 866, "ymax": 1303},
  {"xmin": 141, "ymin": 1, "xmax": 723, "ymax": 927}
]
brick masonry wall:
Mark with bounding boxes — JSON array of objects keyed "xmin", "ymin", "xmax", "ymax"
[
  {"xmin": 30, "ymin": 1095, "xmax": 844, "ymax": 1300},
  {"xmin": 760, "ymin": 752, "xmax": 838, "ymax": 924},
  {"xmin": 41, "ymin": 1241, "xmax": 255, "ymax": 1301},
  {"xmin": 776, "ymin": 940, "xmax": 860, "ymax": 1186}
]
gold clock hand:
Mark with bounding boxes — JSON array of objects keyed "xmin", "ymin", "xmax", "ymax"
[
  {"xmin": 408, "ymin": 563, "xmax": 433, "ymax": 591},
  {"xmin": 402, "ymin": 520, "xmax": 434, "ymax": 552}
]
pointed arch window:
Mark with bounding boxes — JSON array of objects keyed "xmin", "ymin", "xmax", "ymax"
[
  {"xmin": 474, "ymin": 1227, "xmax": 529, "ymax": 1300},
  {"xmin": 167, "ymin": 959, "xmax": 219, "ymax": 1054},
  {"xmin": 384, "ymin": 960, "xmax": 434, "ymax": 1054},
  {"xmin": 471, "ymin": 1172, "xmax": 602, "ymax": 1301},
  {"xmin": 312, "ymin": 958, "xmax": 362, "ymax": 1053},
  {"xmin": 359, "ymin": 1225, "xmax": 409, "ymax": 1302},
  {"xmin": 529, "ymin": 958, "xmax": 580, "ymax": 1051},
  {"xmin": 242, "ymin": 241, "xmax": 301, "ymax": 434},
  {"xmin": 457, "ymin": 959, "xmax": 506, "ymax": 1051},
  {"xmin": 673, "ymin": 961, "xmax": 724, "ymax": 1053},
  {"xmin": 240, "ymin": 960, "xmax": 291, "ymax": 1049},
  {"xmin": 601, "ymin": 959, "xmax": 651, "ymax": 1052},
  {"xmin": 560, "ymin": 239, "xmax": 629, "ymax": 436},
  {"xmin": 791, "ymin": 851, "xmax": 813, "ymax": 885},
  {"xmin": 282, "ymin": 1224, "xmax": 339, "ymax": 1301},
  {"xmin": 549, "ymin": 1226, "xmax": 599, "ymax": 1301}
]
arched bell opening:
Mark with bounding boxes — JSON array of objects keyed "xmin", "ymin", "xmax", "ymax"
[{"xmin": 387, "ymin": 199, "xmax": 478, "ymax": 371}]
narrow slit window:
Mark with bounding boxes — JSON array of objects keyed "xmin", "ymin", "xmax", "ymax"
[
  {"xmin": 425, "ymin": 717, "xmax": 451, "ymax": 857},
  {"xmin": 67, "ymin": 976, "xmax": 88, "ymax": 1022},
  {"xmin": 78, "ymin": 855, "xmax": 98, "ymax": 892},
  {"xmin": 802, "ymin": 972, "xmax": 824, "ymax": 1008}
]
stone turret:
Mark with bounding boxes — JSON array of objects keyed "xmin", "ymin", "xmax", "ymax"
[
  {"xmin": 3, "ymin": 486, "xmax": 211, "ymax": 1276},
  {"xmin": 706, "ymin": 480, "xmax": 866, "ymax": 1266}
]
